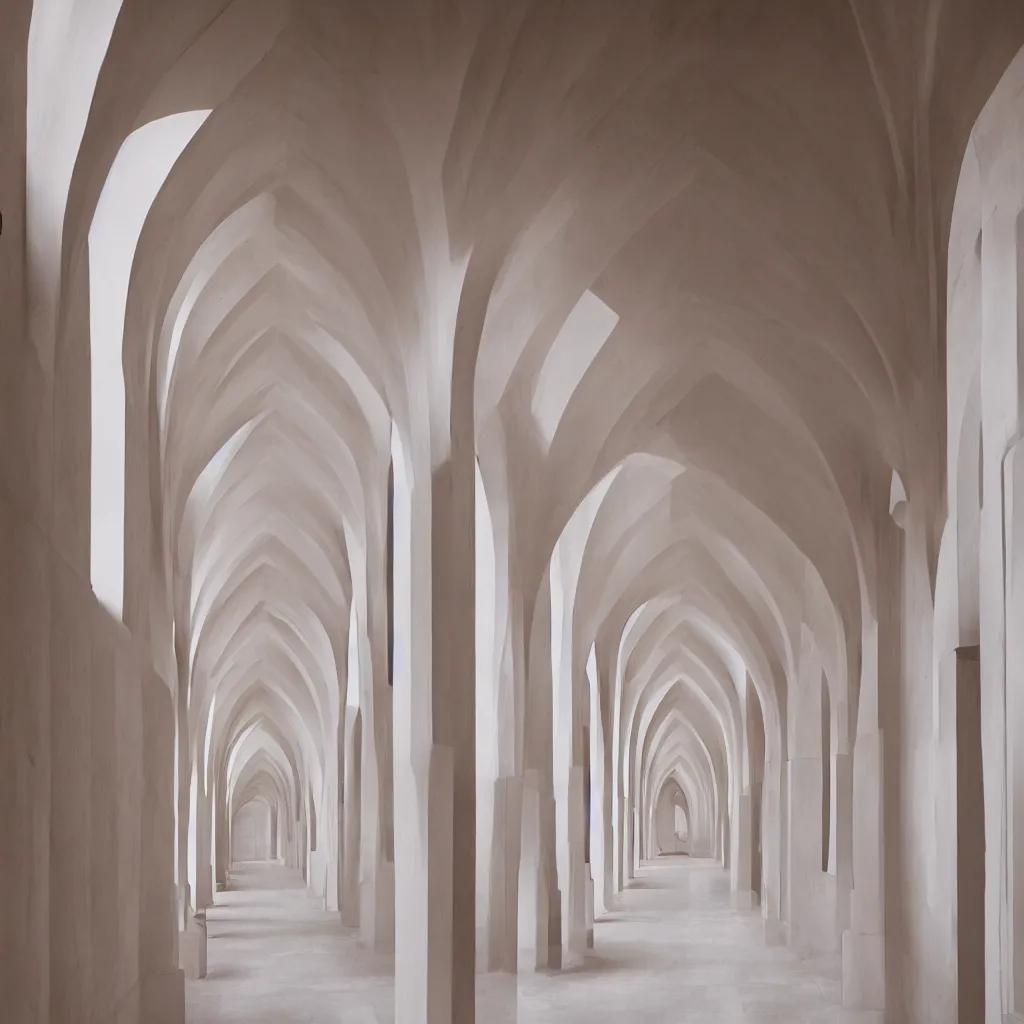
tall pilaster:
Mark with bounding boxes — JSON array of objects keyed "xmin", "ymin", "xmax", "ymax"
[
  {"xmin": 480, "ymin": 575, "xmax": 526, "ymax": 973},
  {"xmin": 140, "ymin": 667, "xmax": 186, "ymax": 1021},
  {"xmin": 787, "ymin": 619, "xmax": 825, "ymax": 955},
  {"xmin": 341, "ymin": 705, "xmax": 362, "ymax": 928},
  {"xmin": 519, "ymin": 576, "xmax": 561, "ymax": 972},
  {"xmin": 355, "ymin": 556, "xmax": 395, "ymax": 953},
  {"xmin": 393, "ymin": 391, "xmax": 477, "ymax": 1021},
  {"xmin": 841, "ymin": 518, "xmax": 902, "ymax": 1014}
]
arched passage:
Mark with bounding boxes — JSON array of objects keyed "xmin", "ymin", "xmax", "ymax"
[{"xmin": 7, "ymin": 7, "xmax": 1024, "ymax": 1024}]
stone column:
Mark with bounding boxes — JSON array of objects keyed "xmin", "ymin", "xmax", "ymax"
[
  {"xmin": 631, "ymin": 806, "xmax": 642, "ymax": 871},
  {"xmin": 0, "ymin": 10, "xmax": 52, "ymax": 1020},
  {"xmin": 583, "ymin": 712, "xmax": 595, "ymax": 947},
  {"xmin": 216, "ymin": 777, "xmax": 230, "ymax": 888},
  {"xmin": 552, "ymin": 642, "xmax": 589, "ymax": 969},
  {"xmin": 298, "ymin": 799, "xmax": 308, "ymax": 882},
  {"xmin": 519, "ymin": 578, "xmax": 562, "ymax": 973},
  {"xmin": 140, "ymin": 668, "xmax": 187, "ymax": 1021},
  {"xmin": 284, "ymin": 801, "xmax": 297, "ymax": 868},
  {"xmin": 592, "ymin": 652, "xmax": 616, "ymax": 919},
  {"xmin": 612, "ymin": 663, "xmax": 626, "ymax": 896},
  {"xmin": 342, "ymin": 705, "xmax": 362, "ymax": 927},
  {"xmin": 48, "ymin": 564, "xmax": 95, "ymax": 1021},
  {"xmin": 729, "ymin": 675, "xmax": 753, "ymax": 900},
  {"xmin": 1005, "ymin": 439, "xmax": 1024, "ymax": 1021},
  {"xmin": 717, "ymin": 794, "xmax": 729, "ymax": 865},
  {"xmin": 976, "ymin": 197, "xmax": 1023, "ymax": 1024},
  {"xmin": 745, "ymin": 675, "xmax": 767, "ymax": 908},
  {"xmin": 833, "ymin": 751, "xmax": 854, "ymax": 933},
  {"xmin": 173, "ymin": 657, "xmax": 204, "ymax": 994},
  {"xmin": 732, "ymin": 791, "xmax": 754, "ymax": 908},
  {"xmin": 622, "ymin": 784, "xmax": 635, "ymax": 881},
  {"xmin": 484, "ymin": 774, "xmax": 525, "ymax": 970},
  {"xmin": 952, "ymin": 647, "xmax": 985, "ymax": 1024},
  {"xmin": 179, "ymin": 900, "xmax": 207, "ymax": 981},
  {"xmin": 762, "ymin": 755, "xmax": 785, "ymax": 942},
  {"xmin": 175, "ymin": 654, "xmax": 191, "ymax": 934},
  {"xmin": 518, "ymin": 769, "xmax": 550, "ymax": 971},
  {"xmin": 481, "ymin": 580, "xmax": 526, "ymax": 973},
  {"xmin": 842, "ymin": 736, "xmax": 886, "ymax": 1003},
  {"xmin": 195, "ymin": 767, "xmax": 214, "ymax": 911},
  {"xmin": 560, "ymin": 759, "xmax": 588, "ymax": 966},
  {"xmin": 393, "ymin": 413, "xmax": 477, "ymax": 1022},
  {"xmin": 841, "ymin": 518, "xmax": 901, "ymax": 1013},
  {"xmin": 316, "ymin": 720, "xmax": 341, "ymax": 913},
  {"xmin": 355, "ymin": 556, "xmax": 396, "ymax": 953},
  {"xmin": 787, "ymin": 619, "xmax": 824, "ymax": 955}
]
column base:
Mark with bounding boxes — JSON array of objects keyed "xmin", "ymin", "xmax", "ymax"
[
  {"xmin": 178, "ymin": 912, "xmax": 207, "ymax": 980},
  {"xmin": 517, "ymin": 945, "xmax": 548, "ymax": 975},
  {"xmin": 340, "ymin": 899, "xmax": 359, "ymax": 929},
  {"xmin": 731, "ymin": 889, "xmax": 756, "ymax": 909},
  {"xmin": 842, "ymin": 929, "xmax": 884, "ymax": 1011},
  {"xmin": 140, "ymin": 969, "xmax": 186, "ymax": 1023},
  {"xmin": 359, "ymin": 861, "xmax": 396, "ymax": 953}
]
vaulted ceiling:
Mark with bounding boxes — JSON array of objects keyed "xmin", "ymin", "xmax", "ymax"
[{"xmin": 35, "ymin": 0, "xmax": 1024, "ymax": 835}]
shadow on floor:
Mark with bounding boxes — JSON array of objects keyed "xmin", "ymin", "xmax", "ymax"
[{"xmin": 186, "ymin": 857, "xmax": 856, "ymax": 1023}]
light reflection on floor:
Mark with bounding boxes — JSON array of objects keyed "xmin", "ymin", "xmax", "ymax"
[{"xmin": 186, "ymin": 857, "xmax": 868, "ymax": 1023}]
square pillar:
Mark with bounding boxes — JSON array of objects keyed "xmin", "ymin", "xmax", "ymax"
[
  {"xmin": 842, "ymin": 728, "xmax": 885, "ymax": 1011},
  {"xmin": 517, "ymin": 771, "xmax": 549, "ymax": 973},
  {"xmin": 341, "ymin": 706, "xmax": 362, "ymax": 928},
  {"xmin": 731, "ymin": 790, "xmax": 754, "ymax": 907},
  {"xmin": 178, "ymin": 903, "xmax": 206, "ymax": 981},
  {"xmin": 955, "ymin": 647, "xmax": 985, "ymax": 1023},
  {"xmin": 484, "ymin": 775, "xmax": 525, "ymax": 972},
  {"xmin": 393, "ymin": 440, "xmax": 476, "ymax": 1024}
]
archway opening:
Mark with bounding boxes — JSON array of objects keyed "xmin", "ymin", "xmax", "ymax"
[{"xmin": 232, "ymin": 797, "xmax": 273, "ymax": 863}]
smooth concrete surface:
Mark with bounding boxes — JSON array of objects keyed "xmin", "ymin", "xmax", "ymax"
[
  {"xmin": 185, "ymin": 862, "xmax": 393, "ymax": 1022},
  {"xmin": 186, "ymin": 858, "xmax": 867, "ymax": 1023}
]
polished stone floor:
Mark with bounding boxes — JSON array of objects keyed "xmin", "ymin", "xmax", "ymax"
[{"xmin": 185, "ymin": 857, "xmax": 874, "ymax": 1023}]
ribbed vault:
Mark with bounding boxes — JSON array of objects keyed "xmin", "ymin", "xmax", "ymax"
[{"xmin": 11, "ymin": 2, "xmax": 1024, "ymax": 1023}]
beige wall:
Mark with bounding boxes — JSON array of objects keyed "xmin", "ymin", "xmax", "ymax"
[{"xmin": 232, "ymin": 800, "xmax": 272, "ymax": 863}]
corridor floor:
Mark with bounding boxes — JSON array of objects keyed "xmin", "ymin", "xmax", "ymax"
[{"xmin": 185, "ymin": 857, "xmax": 872, "ymax": 1023}]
